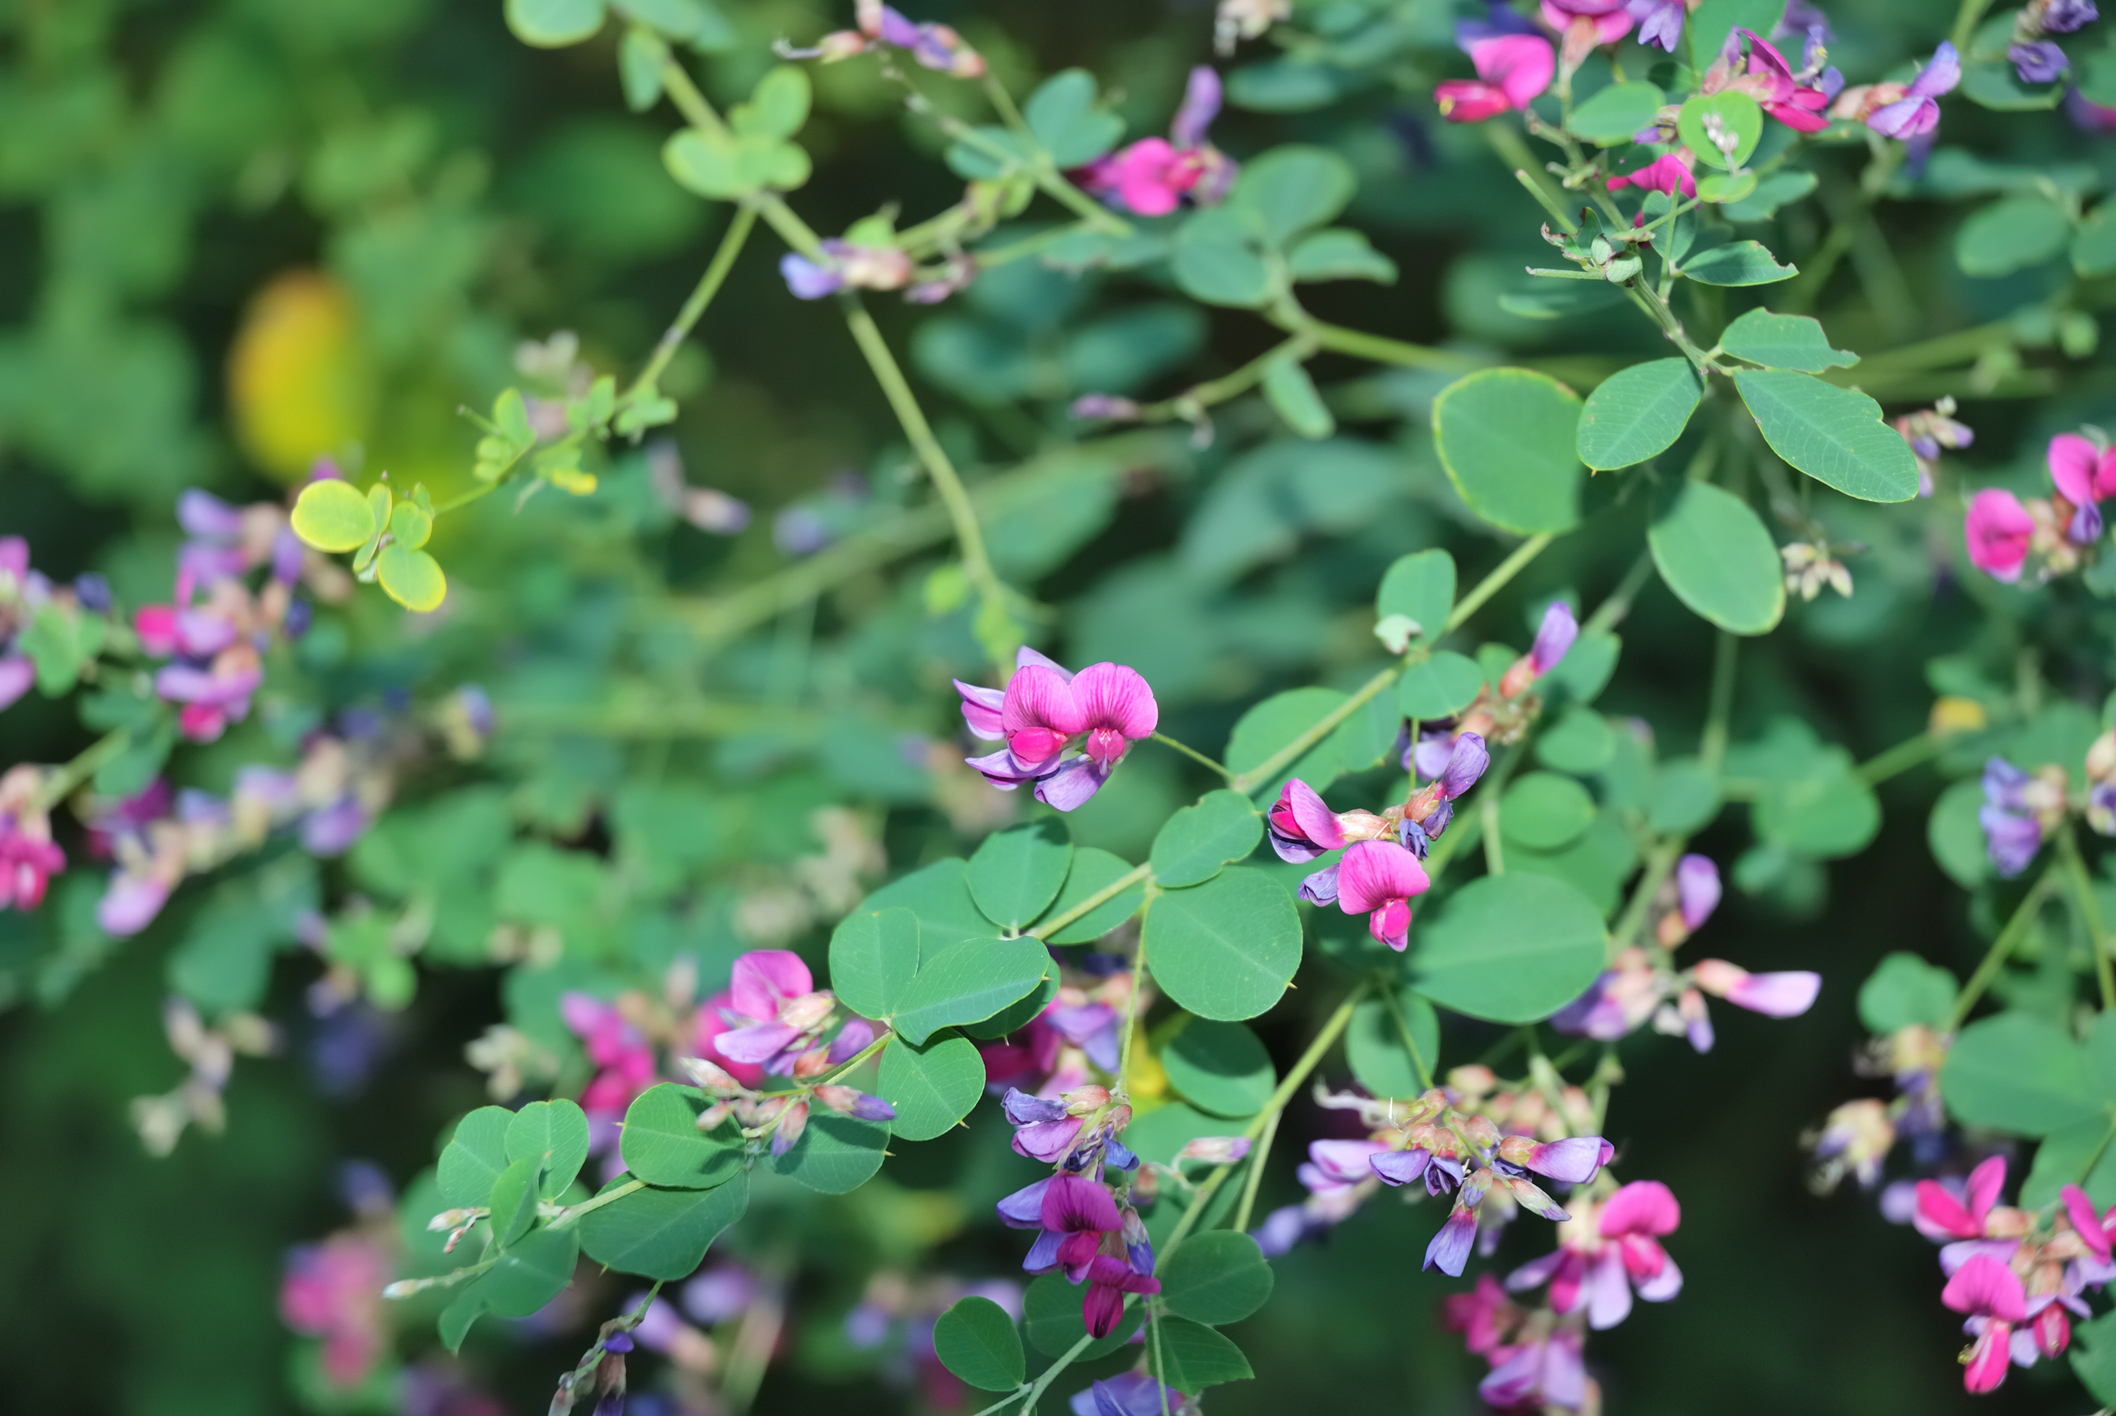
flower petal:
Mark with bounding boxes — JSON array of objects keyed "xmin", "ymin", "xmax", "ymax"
[
  {"xmin": 731, "ymin": 949, "xmax": 814, "ymax": 1020},
  {"xmin": 1069, "ymin": 662, "xmax": 1159, "ymax": 740},
  {"xmin": 1599, "ymin": 1179, "xmax": 1680, "ymax": 1237},
  {"xmin": 1336, "ymin": 839, "xmax": 1431, "ymax": 913}
]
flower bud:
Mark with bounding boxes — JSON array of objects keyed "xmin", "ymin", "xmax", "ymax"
[
  {"xmin": 789, "ymin": 1046, "xmax": 832, "ymax": 1079},
  {"xmin": 814, "ymin": 1085, "xmax": 898, "ymax": 1123},
  {"xmin": 771, "ymin": 1099, "xmax": 809, "ymax": 1157},
  {"xmin": 1176, "ymin": 1135, "xmax": 1252, "ymax": 1164},
  {"xmin": 681, "ymin": 1056, "xmax": 742, "ymax": 1094},
  {"xmin": 1062, "ymin": 1084, "xmax": 1111, "ymax": 1116},
  {"xmin": 779, "ymin": 990, "xmax": 837, "ymax": 1032},
  {"xmin": 697, "ymin": 1100, "xmax": 734, "ymax": 1131}
]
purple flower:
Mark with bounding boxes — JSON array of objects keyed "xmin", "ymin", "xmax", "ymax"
[
  {"xmin": 1070, "ymin": 1373, "xmax": 1191, "ymax": 1416},
  {"xmin": 1480, "ymin": 1327, "xmax": 1587, "ymax": 1409},
  {"xmin": 1530, "ymin": 601, "xmax": 1578, "ymax": 675},
  {"xmin": 779, "ymin": 253, "xmax": 844, "ymax": 300},
  {"xmin": 1980, "ymin": 757, "xmax": 2047, "ymax": 877},
  {"xmin": 1297, "ymin": 862, "xmax": 1340, "ymax": 905},
  {"xmin": 1424, "ymin": 1169, "xmax": 1493, "ymax": 1276},
  {"xmin": 2010, "ymin": 41, "xmax": 2070, "ymax": 83},
  {"xmin": 961, "ymin": 651, "xmax": 1158, "ymax": 812},
  {"xmin": 1626, "ymin": 0, "xmax": 1684, "ymax": 51},
  {"xmin": 0, "ymin": 656, "xmax": 33, "ymax": 712},
  {"xmin": 1170, "ymin": 66, "xmax": 1222, "ymax": 148},
  {"xmin": 1866, "ymin": 42, "xmax": 1961, "ymax": 138},
  {"xmin": 1006, "ymin": 1088, "xmax": 1086, "ymax": 1162},
  {"xmin": 2043, "ymin": 0, "xmax": 2099, "ymax": 33},
  {"xmin": 1049, "ymin": 1003, "xmax": 1121, "ymax": 1072},
  {"xmin": 1267, "ymin": 778, "xmax": 1348, "ymax": 863},
  {"xmin": 1676, "ymin": 854, "xmax": 1721, "ymax": 930}
]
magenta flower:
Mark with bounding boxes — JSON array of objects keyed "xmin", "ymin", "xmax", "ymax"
[
  {"xmin": 0, "ymin": 771, "xmax": 64, "ymax": 912},
  {"xmin": 2049, "ymin": 432, "xmax": 2116, "ymax": 543},
  {"xmin": 1436, "ymin": 34, "xmax": 1555, "ymax": 122},
  {"xmin": 1479, "ymin": 1326, "xmax": 1587, "ymax": 1410},
  {"xmin": 2064, "ymin": 1184, "xmax": 2115, "ymax": 1263},
  {"xmin": 1334, "ymin": 839, "xmax": 1432, "ymax": 951},
  {"xmin": 1267, "ymin": 778, "xmax": 1346, "ymax": 862},
  {"xmin": 962, "ymin": 650, "xmax": 1158, "ymax": 811},
  {"xmin": 713, "ymin": 949, "xmax": 841, "ymax": 1074},
  {"xmin": 1915, "ymin": 1156, "xmax": 2005, "ymax": 1241},
  {"xmin": 562, "ymin": 993, "xmax": 660, "ymax": 1118},
  {"xmin": 1077, "ymin": 67, "xmax": 1235, "ymax": 217},
  {"xmin": 1943, "ymin": 1255, "xmax": 2028, "ymax": 1393},
  {"xmin": 1705, "ymin": 29, "xmax": 1832, "ymax": 132},
  {"xmin": 281, "ymin": 1234, "xmax": 393, "ymax": 1388},
  {"xmin": 1080, "ymin": 1254, "xmax": 1159, "ymax": 1338},
  {"xmin": 1866, "ymin": 42, "xmax": 1961, "ymax": 138},
  {"xmin": 1606, "ymin": 149, "xmax": 1698, "ymax": 198},
  {"xmin": 1507, "ymin": 1180, "xmax": 1683, "ymax": 1329},
  {"xmin": 1963, "ymin": 488, "xmax": 2035, "ymax": 582}
]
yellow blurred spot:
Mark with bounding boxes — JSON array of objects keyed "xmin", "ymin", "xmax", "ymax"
[
  {"xmin": 227, "ymin": 270, "xmax": 377, "ymax": 483},
  {"xmin": 1930, "ymin": 696, "xmax": 1988, "ymax": 737},
  {"xmin": 1127, "ymin": 1034, "xmax": 1167, "ymax": 1102}
]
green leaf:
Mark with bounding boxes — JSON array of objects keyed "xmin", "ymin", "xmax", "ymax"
[
  {"xmin": 1721, "ymin": 169, "xmax": 1817, "ymax": 223},
  {"xmin": 768, "ymin": 1110, "xmax": 889, "ymax": 1193},
  {"xmin": 1410, "ymin": 874, "xmax": 1607, "ymax": 1024},
  {"xmin": 1151, "ymin": 791, "xmax": 1263, "ymax": 889},
  {"xmin": 1753, "ymin": 757, "xmax": 1880, "ymax": 859},
  {"xmin": 1734, "ymin": 369, "xmax": 1920, "ymax": 502},
  {"xmin": 1398, "ymin": 651, "xmax": 1486, "ymax": 720},
  {"xmin": 1717, "ymin": 309, "xmax": 1858, "ymax": 371},
  {"xmin": 1346, "ymin": 991, "xmax": 1439, "ymax": 1097},
  {"xmin": 1023, "ymin": 1273, "xmax": 1140, "ymax": 1358},
  {"xmin": 961, "ymin": 972, "xmax": 1059, "ymax": 1041},
  {"xmin": 969, "ymin": 820, "xmax": 1074, "ymax": 930},
  {"xmin": 875, "ymin": 1029, "xmax": 985, "ymax": 1141},
  {"xmin": 894, "ymin": 936, "xmax": 1052, "ymax": 1045},
  {"xmin": 619, "ymin": 1084, "xmax": 744, "ymax": 1189},
  {"xmin": 1286, "ymin": 228, "xmax": 1398, "ymax": 284},
  {"xmin": 1022, "ymin": 70, "xmax": 1123, "ymax": 168},
  {"xmin": 933, "ymin": 1296, "xmax": 1027, "ymax": 1390},
  {"xmin": 1499, "ymin": 772, "xmax": 1596, "ymax": 851},
  {"xmin": 1146, "ymin": 1316, "xmax": 1254, "ymax": 1393},
  {"xmin": 2074, "ymin": 203, "xmax": 2116, "ymax": 277},
  {"xmin": 1376, "ymin": 550, "xmax": 1455, "ymax": 645},
  {"xmin": 1940, "ymin": 1012, "xmax": 2099, "ymax": 1136},
  {"xmin": 1262, "ymin": 358, "xmax": 1334, "ymax": 439},
  {"xmin": 619, "ymin": 29, "xmax": 668, "ymax": 111},
  {"xmin": 1432, "ymin": 368, "xmax": 1585, "ymax": 535},
  {"xmin": 1537, "ymin": 709, "xmax": 1616, "ymax": 776},
  {"xmin": 1929, "ymin": 779, "xmax": 1992, "ymax": 888},
  {"xmin": 1568, "ymin": 81, "xmax": 1666, "ymax": 144},
  {"xmin": 1226, "ymin": 687, "xmax": 1346, "ymax": 799},
  {"xmin": 1648, "ymin": 481, "xmax": 1785, "ymax": 635},
  {"xmin": 1856, "ymin": 953, "xmax": 1957, "ymax": 1035},
  {"xmin": 1143, "ymin": 867, "xmax": 1302, "ymax": 1021},
  {"xmin": 439, "ymin": 1226, "xmax": 579, "ymax": 1351},
  {"xmin": 290, "ymin": 479, "xmax": 377, "ymax": 553},
  {"xmin": 861, "ymin": 858, "xmax": 993, "ymax": 951},
  {"xmin": 438, "ymin": 1106, "xmax": 515, "ymax": 1208},
  {"xmin": 506, "ymin": 0, "xmax": 607, "ymax": 47},
  {"xmin": 1647, "ymin": 758, "xmax": 1721, "ymax": 834},
  {"xmin": 1040, "ymin": 847, "xmax": 1148, "ymax": 944},
  {"xmin": 376, "ymin": 545, "xmax": 447, "ymax": 612},
  {"xmin": 1676, "ymin": 91, "xmax": 1762, "ymax": 169},
  {"xmin": 486, "ymin": 1156, "xmax": 540, "ymax": 1249},
  {"xmin": 1681, "ymin": 240, "xmax": 1797, "ymax": 285},
  {"xmin": 507, "ymin": 1100, "xmax": 590, "ymax": 1199},
  {"xmin": 579, "ymin": 1172, "xmax": 749, "ymax": 1281},
  {"xmin": 829, "ymin": 907, "xmax": 920, "ymax": 1020},
  {"xmin": 1161, "ymin": 1018, "xmax": 1275, "ymax": 1118},
  {"xmin": 1957, "ymin": 194, "xmax": 2071, "ymax": 277},
  {"xmin": 2025, "ymin": 1118, "xmax": 2116, "ymax": 1210},
  {"xmin": 1696, "ymin": 171, "xmax": 1757, "ymax": 205},
  {"xmin": 735, "ymin": 66, "xmax": 811, "ymax": 141},
  {"xmin": 1575, "ymin": 358, "xmax": 1701, "ymax": 471},
  {"xmin": 1230, "ymin": 145, "xmax": 1355, "ymax": 244},
  {"xmin": 1172, "ymin": 208, "xmax": 1273, "ymax": 308},
  {"xmin": 1157, "ymin": 1231, "xmax": 1274, "ymax": 1325},
  {"xmin": 2076, "ymin": 1304, "xmax": 2116, "ymax": 1406}
]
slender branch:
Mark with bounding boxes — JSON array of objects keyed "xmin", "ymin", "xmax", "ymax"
[
  {"xmin": 626, "ymin": 203, "xmax": 758, "ymax": 402},
  {"xmin": 1151, "ymin": 732, "xmax": 1233, "ymax": 780},
  {"xmin": 1856, "ymin": 732, "xmax": 1941, "ymax": 786},
  {"xmin": 1449, "ymin": 533, "xmax": 1558, "ymax": 630},
  {"xmin": 1231, "ymin": 1107, "xmax": 1280, "ymax": 1234},
  {"xmin": 548, "ymin": 1177, "xmax": 647, "ymax": 1227},
  {"xmin": 31, "ymin": 727, "xmax": 132, "ymax": 813},
  {"xmin": 1481, "ymin": 793, "xmax": 1505, "ymax": 875},
  {"xmin": 1611, "ymin": 840, "xmax": 1681, "ymax": 956},
  {"xmin": 1283, "ymin": 317, "xmax": 1484, "ymax": 373},
  {"xmin": 1952, "ymin": 0, "xmax": 1997, "ymax": 51},
  {"xmin": 1699, "ymin": 630, "xmax": 1738, "ymax": 773},
  {"xmin": 1949, "ymin": 866, "xmax": 2061, "ymax": 1030},
  {"xmin": 1031, "ymin": 863, "xmax": 1151, "ymax": 942},
  {"xmin": 1581, "ymin": 552, "xmax": 1655, "ymax": 638},
  {"xmin": 1228, "ymin": 665, "xmax": 1401, "ymax": 795},
  {"xmin": 2059, "ymin": 824, "xmax": 2116, "ymax": 1012},
  {"xmin": 1131, "ymin": 335, "xmax": 1317, "ymax": 421},
  {"xmin": 1381, "ymin": 981, "xmax": 1436, "ymax": 1091}
]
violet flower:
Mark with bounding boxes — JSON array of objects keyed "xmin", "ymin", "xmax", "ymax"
[
  {"xmin": 1626, "ymin": 0, "xmax": 1684, "ymax": 51},
  {"xmin": 1070, "ymin": 1373, "xmax": 1191, "ymax": 1416},
  {"xmin": 713, "ymin": 950, "xmax": 841, "ymax": 1075},
  {"xmin": 1506, "ymin": 1180, "xmax": 1683, "ymax": 1329},
  {"xmin": 1479, "ymin": 1326, "xmax": 1587, "ymax": 1410},
  {"xmin": 1005, "ymin": 1087, "xmax": 1086, "ymax": 1163},
  {"xmin": 961, "ymin": 649, "xmax": 1158, "ymax": 812},
  {"xmin": 1979, "ymin": 757, "xmax": 2048, "ymax": 876},
  {"xmin": 1676, "ymin": 854, "xmax": 1721, "ymax": 930},
  {"xmin": 1497, "ymin": 603, "xmax": 1577, "ymax": 698},
  {"xmin": 1848, "ymin": 42, "xmax": 1961, "ymax": 139},
  {"xmin": 2042, "ymin": 0, "xmax": 2100, "ymax": 32},
  {"xmin": 2011, "ymin": 40, "xmax": 2070, "ymax": 83}
]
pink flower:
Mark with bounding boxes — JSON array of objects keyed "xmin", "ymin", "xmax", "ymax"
[
  {"xmin": 1915, "ymin": 1155, "xmax": 2006, "ymax": 1242},
  {"xmin": 562, "ymin": 993, "xmax": 659, "ymax": 1117},
  {"xmin": 1334, "ymin": 839, "xmax": 1432, "ymax": 951},
  {"xmin": 1689, "ymin": 958, "xmax": 1821, "ymax": 1021},
  {"xmin": 1267, "ymin": 778, "xmax": 1360, "ymax": 863},
  {"xmin": 1964, "ymin": 488, "xmax": 2035, "ymax": 581},
  {"xmin": 1442, "ymin": 1273, "xmax": 1522, "ymax": 1357},
  {"xmin": 712, "ymin": 949, "xmax": 842, "ymax": 1075},
  {"xmin": 2048, "ymin": 432, "xmax": 2116, "ymax": 543},
  {"xmin": 1479, "ymin": 1326, "xmax": 1587, "ymax": 1410},
  {"xmin": 1704, "ymin": 29, "xmax": 1833, "ymax": 132},
  {"xmin": 1077, "ymin": 67, "xmax": 1235, "ymax": 217},
  {"xmin": 1507, "ymin": 1179, "xmax": 1683, "ymax": 1330},
  {"xmin": 693, "ymin": 989, "xmax": 766, "ymax": 1089},
  {"xmin": 1436, "ymin": 34, "xmax": 1555, "ymax": 122},
  {"xmin": 280, "ymin": 1235, "xmax": 392, "ymax": 1388},
  {"xmin": 1942, "ymin": 1255, "xmax": 2028, "ymax": 1392},
  {"xmin": 1607, "ymin": 149, "xmax": 1698, "ymax": 199},
  {"xmin": 963, "ymin": 650, "xmax": 1158, "ymax": 812},
  {"xmin": 2063, "ymin": 1183, "xmax": 2116, "ymax": 1262}
]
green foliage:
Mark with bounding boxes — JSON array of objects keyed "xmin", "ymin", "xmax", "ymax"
[
  {"xmin": 1161, "ymin": 1017, "xmax": 1275, "ymax": 1117},
  {"xmin": 1150, "ymin": 791, "xmax": 1263, "ymax": 888},
  {"xmin": 1733, "ymin": 370, "xmax": 1921, "ymax": 502},
  {"xmin": 1648, "ymin": 481, "xmax": 1786, "ymax": 635},
  {"xmin": 1941, "ymin": 1012, "xmax": 2103, "ymax": 1136},
  {"xmin": 893, "ymin": 936, "xmax": 1052, "ymax": 1045},
  {"xmin": 1575, "ymin": 358, "xmax": 1701, "ymax": 471},
  {"xmin": 1410, "ymin": 874, "xmax": 1608, "ymax": 1023},
  {"xmin": 1157, "ymin": 1231, "xmax": 1274, "ymax": 1324},
  {"xmin": 1143, "ymin": 868, "xmax": 1303, "ymax": 1021},
  {"xmin": 1345, "ymin": 991, "xmax": 1440, "ymax": 1097},
  {"xmin": 1716, "ymin": 310, "xmax": 1859, "ymax": 372},
  {"xmin": 1857, "ymin": 954, "xmax": 1958, "ymax": 1035},
  {"xmin": 875, "ymin": 1030, "xmax": 985, "ymax": 1140},
  {"xmin": 1147, "ymin": 1315, "xmax": 1254, "ymax": 1392},
  {"xmin": 1433, "ymin": 369, "xmax": 1585, "ymax": 534},
  {"xmin": 619, "ymin": 1085, "xmax": 745, "ymax": 1188},
  {"xmin": 579, "ymin": 1172, "xmax": 750, "ymax": 1280},
  {"xmin": 933, "ymin": 1296, "xmax": 1027, "ymax": 1390}
]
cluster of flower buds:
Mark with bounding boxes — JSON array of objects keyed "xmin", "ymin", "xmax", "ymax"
[
  {"xmin": 958, "ymin": 648, "xmax": 1159, "ymax": 811},
  {"xmin": 1077, "ymin": 68, "xmax": 1237, "ymax": 218},
  {"xmin": 137, "ymin": 489, "xmax": 338, "ymax": 741},
  {"xmin": 130, "ymin": 996, "xmax": 279, "ymax": 1155},
  {"xmin": 1552, "ymin": 856, "xmax": 1820, "ymax": 1051},
  {"xmin": 781, "ymin": 0, "xmax": 984, "ymax": 77},
  {"xmin": 1780, "ymin": 538, "xmax": 1858, "ymax": 602},
  {"xmin": 1910, "ymin": 1156, "xmax": 2116, "ymax": 1392},
  {"xmin": 1978, "ymin": 738, "xmax": 2116, "ymax": 878},
  {"xmin": 1966, "ymin": 431, "xmax": 2116, "ymax": 584},
  {"xmin": 1268, "ymin": 733, "xmax": 1489, "ymax": 951},
  {"xmin": 780, "ymin": 239, "xmax": 915, "ymax": 301},
  {"xmin": 996, "ymin": 1086, "xmax": 1156, "ymax": 1337},
  {"xmin": 2008, "ymin": 0, "xmax": 2099, "ymax": 85},
  {"xmin": 684, "ymin": 1050, "xmax": 895, "ymax": 1158},
  {"xmin": 0, "ymin": 765, "xmax": 64, "ymax": 912},
  {"xmin": 1895, "ymin": 396, "xmax": 1975, "ymax": 497},
  {"xmin": 981, "ymin": 960, "xmax": 1136, "ymax": 1095},
  {"xmin": 1405, "ymin": 603, "xmax": 1577, "ymax": 772}
]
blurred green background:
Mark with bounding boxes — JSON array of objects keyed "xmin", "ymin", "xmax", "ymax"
[{"xmin": 0, "ymin": 0, "xmax": 2098, "ymax": 1411}]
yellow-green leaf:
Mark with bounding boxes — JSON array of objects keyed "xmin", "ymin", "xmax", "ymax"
[
  {"xmin": 377, "ymin": 545, "xmax": 447, "ymax": 612},
  {"xmin": 390, "ymin": 500, "xmax": 434, "ymax": 549},
  {"xmin": 290, "ymin": 479, "xmax": 378, "ymax": 553}
]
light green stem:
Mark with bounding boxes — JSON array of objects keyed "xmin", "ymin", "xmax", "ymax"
[
  {"xmin": 2059, "ymin": 824, "xmax": 2116, "ymax": 1012},
  {"xmin": 1949, "ymin": 866, "xmax": 2060, "ymax": 1031},
  {"xmin": 625, "ymin": 202, "xmax": 757, "ymax": 402},
  {"xmin": 1151, "ymin": 732, "xmax": 1233, "ymax": 780},
  {"xmin": 31, "ymin": 727, "xmax": 132, "ymax": 813}
]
